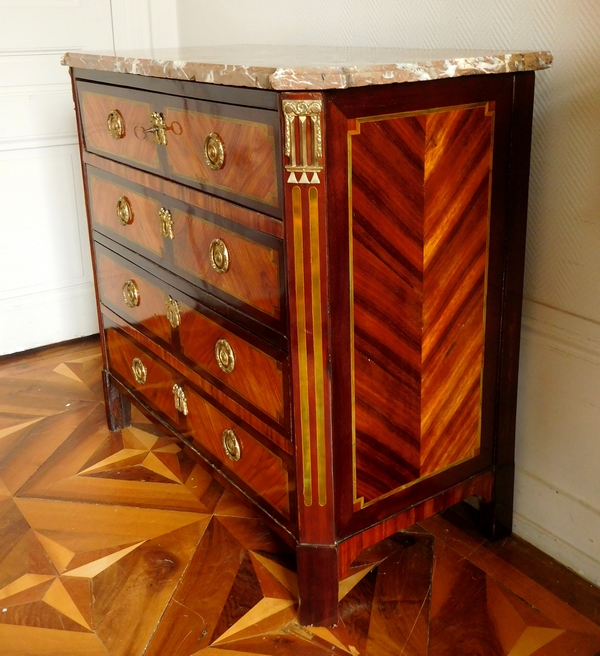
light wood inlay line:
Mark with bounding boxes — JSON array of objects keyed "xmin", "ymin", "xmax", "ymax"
[{"xmin": 348, "ymin": 122, "xmax": 360, "ymax": 510}]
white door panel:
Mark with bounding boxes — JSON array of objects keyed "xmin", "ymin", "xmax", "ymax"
[
  {"xmin": 0, "ymin": 1, "xmax": 112, "ymax": 354},
  {"xmin": 0, "ymin": 1, "xmax": 113, "ymax": 50},
  {"xmin": 0, "ymin": 0, "xmax": 178, "ymax": 355},
  {"xmin": 1, "ymin": 87, "xmax": 78, "ymax": 146},
  {"xmin": 0, "ymin": 149, "xmax": 89, "ymax": 298}
]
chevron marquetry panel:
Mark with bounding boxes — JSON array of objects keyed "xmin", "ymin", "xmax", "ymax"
[
  {"xmin": 421, "ymin": 106, "xmax": 493, "ymax": 477},
  {"xmin": 351, "ymin": 104, "xmax": 493, "ymax": 505},
  {"xmin": 351, "ymin": 114, "xmax": 425, "ymax": 501}
]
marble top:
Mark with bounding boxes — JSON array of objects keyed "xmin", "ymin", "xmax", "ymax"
[{"xmin": 62, "ymin": 45, "xmax": 552, "ymax": 91}]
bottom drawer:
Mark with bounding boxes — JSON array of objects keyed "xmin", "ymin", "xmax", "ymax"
[
  {"xmin": 184, "ymin": 387, "xmax": 291, "ymax": 519},
  {"xmin": 105, "ymin": 325, "xmax": 292, "ymax": 520},
  {"xmin": 106, "ymin": 327, "xmax": 182, "ymax": 425}
]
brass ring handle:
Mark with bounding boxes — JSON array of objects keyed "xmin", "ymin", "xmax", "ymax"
[
  {"xmin": 107, "ymin": 109, "xmax": 125, "ymax": 139},
  {"xmin": 165, "ymin": 296, "xmax": 180, "ymax": 328},
  {"xmin": 222, "ymin": 428, "xmax": 241, "ymax": 462},
  {"xmin": 159, "ymin": 208, "xmax": 174, "ymax": 240},
  {"xmin": 209, "ymin": 238, "xmax": 229, "ymax": 274},
  {"xmin": 203, "ymin": 132, "xmax": 225, "ymax": 170},
  {"xmin": 172, "ymin": 383, "xmax": 188, "ymax": 416},
  {"xmin": 122, "ymin": 279, "xmax": 140, "ymax": 308},
  {"xmin": 134, "ymin": 113, "xmax": 182, "ymax": 145},
  {"xmin": 116, "ymin": 196, "xmax": 133, "ymax": 226},
  {"xmin": 131, "ymin": 357, "xmax": 147, "ymax": 385},
  {"xmin": 215, "ymin": 339, "xmax": 235, "ymax": 374}
]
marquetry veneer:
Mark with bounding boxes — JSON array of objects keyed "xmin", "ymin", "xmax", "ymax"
[
  {"xmin": 70, "ymin": 62, "xmax": 540, "ymax": 627},
  {"xmin": 95, "ymin": 245, "xmax": 288, "ymax": 427}
]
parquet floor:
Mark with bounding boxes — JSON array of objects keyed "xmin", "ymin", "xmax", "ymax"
[{"xmin": 1, "ymin": 337, "xmax": 599, "ymax": 656}]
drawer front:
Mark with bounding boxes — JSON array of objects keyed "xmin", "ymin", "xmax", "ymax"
[
  {"xmin": 106, "ymin": 328, "xmax": 181, "ymax": 424},
  {"xmin": 78, "ymin": 82, "xmax": 160, "ymax": 170},
  {"xmin": 96, "ymin": 249, "xmax": 173, "ymax": 344},
  {"xmin": 162, "ymin": 100, "xmax": 280, "ymax": 210},
  {"xmin": 171, "ymin": 208, "xmax": 281, "ymax": 320},
  {"xmin": 184, "ymin": 386, "xmax": 290, "ymax": 518},
  {"xmin": 76, "ymin": 80, "xmax": 282, "ymax": 215},
  {"xmin": 87, "ymin": 166, "xmax": 284, "ymax": 326},
  {"xmin": 105, "ymin": 325, "xmax": 291, "ymax": 519},
  {"xmin": 96, "ymin": 246, "xmax": 287, "ymax": 426},
  {"xmin": 88, "ymin": 172, "xmax": 165, "ymax": 258},
  {"xmin": 178, "ymin": 299, "xmax": 286, "ymax": 426}
]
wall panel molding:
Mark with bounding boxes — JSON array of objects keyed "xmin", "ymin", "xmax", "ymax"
[
  {"xmin": 2, "ymin": 83, "xmax": 71, "ymax": 94},
  {"xmin": 522, "ymin": 299, "xmax": 600, "ymax": 367},
  {"xmin": 0, "ymin": 149, "xmax": 91, "ymax": 296},
  {"xmin": 0, "ymin": 134, "xmax": 78, "ymax": 152},
  {"xmin": 516, "ymin": 298, "xmax": 600, "ymax": 586},
  {"xmin": 111, "ymin": 0, "xmax": 178, "ymax": 50},
  {"xmin": 110, "ymin": 0, "xmax": 153, "ymax": 50},
  {"xmin": 1, "ymin": 88, "xmax": 81, "ymax": 148},
  {"xmin": 0, "ymin": 282, "xmax": 98, "ymax": 356},
  {"xmin": 0, "ymin": 0, "xmax": 112, "ymax": 355},
  {"xmin": 0, "ymin": 47, "xmax": 80, "ymax": 57},
  {"xmin": 0, "ymin": 1, "xmax": 80, "ymax": 7}
]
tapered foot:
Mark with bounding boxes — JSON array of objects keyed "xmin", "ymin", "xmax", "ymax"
[
  {"xmin": 102, "ymin": 370, "xmax": 131, "ymax": 431},
  {"xmin": 297, "ymin": 544, "xmax": 339, "ymax": 627}
]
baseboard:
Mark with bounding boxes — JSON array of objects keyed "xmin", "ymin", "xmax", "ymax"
[
  {"xmin": 515, "ymin": 301, "xmax": 600, "ymax": 587},
  {"xmin": 521, "ymin": 298, "xmax": 600, "ymax": 366},
  {"xmin": 0, "ymin": 282, "xmax": 98, "ymax": 356},
  {"xmin": 514, "ymin": 468, "xmax": 600, "ymax": 586}
]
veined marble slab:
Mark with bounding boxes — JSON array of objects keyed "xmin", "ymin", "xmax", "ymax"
[{"xmin": 62, "ymin": 45, "xmax": 552, "ymax": 90}]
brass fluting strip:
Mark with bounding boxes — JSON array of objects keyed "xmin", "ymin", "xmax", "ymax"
[
  {"xmin": 309, "ymin": 186, "xmax": 327, "ymax": 506},
  {"xmin": 292, "ymin": 185, "xmax": 312, "ymax": 506}
]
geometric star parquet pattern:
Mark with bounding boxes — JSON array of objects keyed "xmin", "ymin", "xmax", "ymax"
[{"xmin": 1, "ymin": 337, "xmax": 599, "ymax": 655}]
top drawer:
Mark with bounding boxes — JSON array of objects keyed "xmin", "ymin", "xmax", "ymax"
[{"xmin": 76, "ymin": 81, "xmax": 283, "ymax": 216}]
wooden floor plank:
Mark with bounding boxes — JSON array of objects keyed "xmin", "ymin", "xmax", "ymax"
[
  {"xmin": 0, "ymin": 339, "xmax": 598, "ymax": 655},
  {"xmin": 0, "ymin": 624, "xmax": 109, "ymax": 654}
]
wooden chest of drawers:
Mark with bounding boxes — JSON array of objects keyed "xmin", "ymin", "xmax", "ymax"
[{"xmin": 66, "ymin": 47, "xmax": 551, "ymax": 626}]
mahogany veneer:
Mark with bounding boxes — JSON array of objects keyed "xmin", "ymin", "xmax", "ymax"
[
  {"xmin": 96, "ymin": 246, "xmax": 288, "ymax": 426},
  {"xmin": 70, "ymin": 61, "xmax": 540, "ymax": 626},
  {"xmin": 78, "ymin": 80, "xmax": 282, "ymax": 215}
]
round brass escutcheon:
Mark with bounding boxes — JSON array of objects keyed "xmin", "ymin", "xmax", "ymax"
[
  {"xmin": 203, "ymin": 132, "xmax": 225, "ymax": 170},
  {"xmin": 131, "ymin": 357, "xmax": 147, "ymax": 385},
  {"xmin": 122, "ymin": 279, "xmax": 140, "ymax": 308},
  {"xmin": 222, "ymin": 428, "xmax": 241, "ymax": 462},
  {"xmin": 165, "ymin": 295, "xmax": 180, "ymax": 329},
  {"xmin": 215, "ymin": 339, "xmax": 235, "ymax": 374},
  {"xmin": 209, "ymin": 238, "xmax": 229, "ymax": 274},
  {"xmin": 116, "ymin": 196, "xmax": 133, "ymax": 226},
  {"xmin": 107, "ymin": 109, "xmax": 125, "ymax": 139}
]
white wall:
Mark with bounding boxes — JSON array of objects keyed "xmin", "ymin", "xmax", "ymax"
[
  {"xmin": 176, "ymin": 0, "xmax": 600, "ymax": 584},
  {"xmin": 0, "ymin": 0, "xmax": 179, "ymax": 356},
  {"xmin": 111, "ymin": 0, "xmax": 179, "ymax": 51}
]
